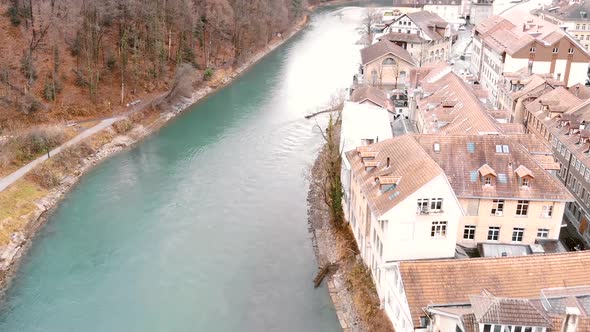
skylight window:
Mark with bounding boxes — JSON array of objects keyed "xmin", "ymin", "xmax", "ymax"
[
  {"xmin": 467, "ymin": 142, "xmax": 475, "ymax": 153},
  {"xmin": 498, "ymin": 173, "xmax": 508, "ymax": 184},
  {"xmin": 495, "ymin": 144, "xmax": 510, "ymax": 153},
  {"xmin": 469, "ymin": 171, "xmax": 478, "ymax": 182}
]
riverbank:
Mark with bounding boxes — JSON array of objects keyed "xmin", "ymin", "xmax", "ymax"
[
  {"xmin": 307, "ymin": 147, "xmax": 394, "ymax": 331},
  {"xmin": 0, "ymin": 4, "xmax": 324, "ymax": 293}
]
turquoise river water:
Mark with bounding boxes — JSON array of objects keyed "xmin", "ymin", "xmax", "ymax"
[{"xmin": 0, "ymin": 5, "xmax": 374, "ymax": 332}]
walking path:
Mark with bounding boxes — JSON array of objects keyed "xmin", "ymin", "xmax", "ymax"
[{"xmin": 0, "ymin": 117, "xmax": 121, "ymax": 193}]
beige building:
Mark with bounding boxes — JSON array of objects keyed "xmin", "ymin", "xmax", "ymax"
[
  {"xmin": 414, "ymin": 135, "xmax": 572, "ymax": 249},
  {"xmin": 471, "ymin": 10, "xmax": 590, "ymax": 107},
  {"xmin": 359, "ymin": 39, "xmax": 416, "ymax": 88},
  {"xmin": 536, "ymin": 0, "xmax": 590, "ymax": 51},
  {"xmin": 381, "ymin": 11, "xmax": 453, "ymax": 66},
  {"xmin": 523, "ymin": 85, "xmax": 590, "ymax": 245}
]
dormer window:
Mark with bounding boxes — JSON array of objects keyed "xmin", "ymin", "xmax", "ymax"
[
  {"xmin": 484, "ymin": 176, "xmax": 492, "ymax": 185},
  {"xmin": 522, "ymin": 177, "xmax": 529, "ymax": 187},
  {"xmin": 514, "ymin": 165, "xmax": 534, "ymax": 189},
  {"xmin": 478, "ymin": 164, "xmax": 497, "ymax": 187}
]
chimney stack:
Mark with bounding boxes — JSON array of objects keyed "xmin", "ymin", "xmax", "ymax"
[{"xmin": 561, "ymin": 307, "xmax": 580, "ymax": 332}]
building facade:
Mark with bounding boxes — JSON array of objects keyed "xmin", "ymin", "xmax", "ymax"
[
  {"xmin": 536, "ymin": 0, "xmax": 590, "ymax": 51},
  {"xmin": 471, "ymin": 11, "xmax": 590, "ymax": 107},
  {"xmin": 383, "ymin": 11, "xmax": 453, "ymax": 66},
  {"xmin": 359, "ymin": 39, "xmax": 416, "ymax": 88}
]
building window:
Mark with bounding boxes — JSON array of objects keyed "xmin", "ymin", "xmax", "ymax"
[
  {"xmin": 488, "ymin": 226, "xmax": 500, "ymax": 241},
  {"xmin": 537, "ymin": 228, "xmax": 549, "ymax": 238},
  {"xmin": 485, "ymin": 176, "xmax": 492, "ymax": 185},
  {"xmin": 382, "ymin": 57, "xmax": 396, "ymax": 65},
  {"xmin": 541, "ymin": 205, "xmax": 554, "ymax": 218},
  {"xmin": 521, "ymin": 177, "xmax": 529, "ymax": 187},
  {"xmin": 431, "ymin": 221, "xmax": 447, "ymax": 238},
  {"xmin": 430, "ymin": 198, "xmax": 443, "ymax": 211},
  {"xmin": 516, "ymin": 200, "xmax": 529, "ymax": 216},
  {"xmin": 417, "ymin": 199, "xmax": 429, "ymax": 213},
  {"xmin": 552, "ymin": 47, "xmax": 559, "ymax": 53},
  {"xmin": 529, "ymin": 47, "xmax": 535, "ymax": 53},
  {"xmin": 491, "ymin": 199, "xmax": 504, "ymax": 216},
  {"xmin": 568, "ymin": 47, "xmax": 575, "ymax": 54},
  {"xmin": 464, "ymin": 225, "xmax": 476, "ymax": 239},
  {"xmin": 577, "ymin": 24, "xmax": 581, "ymax": 30},
  {"xmin": 512, "ymin": 227, "xmax": 524, "ymax": 242}
]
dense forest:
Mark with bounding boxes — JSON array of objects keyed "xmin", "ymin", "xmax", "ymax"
[{"xmin": 0, "ymin": 0, "xmax": 329, "ymax": 132}]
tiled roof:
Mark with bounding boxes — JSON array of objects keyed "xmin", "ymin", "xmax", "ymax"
[
  {"xmin": 413, "ymin": 135, "xmax": 573, "ymax": 201},
  {"xmin": 470, "ymin": 295, "xmax": 551, "ymax": 327},
  {"xmin": 416, "ymin": 72, "xmax": 501, "ymax": 135},
  {"xmin": 476, "ymin": 10, "xmax": 590, "ymax": 57},
  {"xmin": 569, "ymin": 83, "xmax": 590, "ymax": 100},
  {"xmin": 351, "ymin": 85, "xmax": 391, "ymax": 110},
  {"xmin": 378, "ymin": 31, "xmax": 426, "ymax": 44},
  {"xmin": 399, "ymin": 251, "xmax": 590, "ymax": 327},
  {"xmin": 360, "ymin": 39, "xmax": 416, "ymax": 66},
  {"xmin": 344, "ymin": 135, "xmax": 444, "ymax": 217},
  {"xmin": 405, "ymin": 11, "xmax": 449, "ymax": 41}
]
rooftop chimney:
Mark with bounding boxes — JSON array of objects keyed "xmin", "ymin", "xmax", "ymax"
[{"xmin": 561, "ymin": 307, "xmax": 580, "ymax": 332}]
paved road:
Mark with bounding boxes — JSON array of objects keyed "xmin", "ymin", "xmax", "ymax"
[{"xmin": 0, "ymin": 117, "xmax": 121, "ymax": 192}]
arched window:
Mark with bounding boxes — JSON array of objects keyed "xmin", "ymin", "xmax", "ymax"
[
  {"xmin": 382, "ymin": 57, "xmax": 396, "ymax": 65},
  {"xmin": 435, "ymin": 49, "xmax": 440, "ymax": 60}
]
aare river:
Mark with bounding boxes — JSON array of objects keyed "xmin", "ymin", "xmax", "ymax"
[{"xmin": 0, "ymin": 4, "xmax": 373, "ymax": 332}]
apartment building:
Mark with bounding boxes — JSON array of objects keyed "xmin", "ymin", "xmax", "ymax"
[
  {"xmin": 382, "ymin": 251, "xmax": 590, "ymax": 331},
  {"xmin": 523, "ymin": 86, "xmax": 590, "ymax": 244},
  {"xmin": 344, "ymin": 135, "xmax": 463, "ymax": 295},
  {"xmin": 423, "ymin": 0, "xmax": 465, "ymax": 26},
  {"xmin": 471, "ymin": 10, "xmax": 590, "ymax": 107},
  {"xmin": 382, "ymin": 11, "xmax": 453, "ymax": 66},
  {"xmin": 414, "ymin": 135, "xmax": 572, "ymax": 249},
  {"xmin": 497, "ymin": 69, "xmax": 563, "ymax": 123},
  {"xmin": 469, "ymin": 0, "xmax": 494, "ymax": 26},
  {"xmin": 536, "ymin": 0, "xmax": 590, "ymax": 51}
]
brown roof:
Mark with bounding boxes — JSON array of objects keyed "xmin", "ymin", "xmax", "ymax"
[
  {"xmin": 360, "ymin": 39, "xmax": 416, "ymax": 66},
  {"xmin": 404, "ymin": 11, "xmax": 449, "ymax": 41},
  {"xmin": 569, "ymin": 83, "xmax": 590, "ymax": 100},
  {"xmin": 351, "ymin": 85, "xmax": 391, "ymax": 110},
  {"xmin": 399, "ymin": 251, "xmax": 590, "ymax": 327},
  {"xmin": 470, "ymin": 295, "xmax": 551, "ymax": 327},
  {"xmin": 345, "ymin": 135, "xmax": 444, "ymax": 217},
  {"xmin": 416, "ymin": 72, "xmax": 501, "ymax": 135},
  {"xmin": 378, "ymin": 31, "xmax": 426, "ymax": 44},
  {"xmin": 413, "ymin": 135, "xmax": 573, "ymax": 201},
  {"xmin": 476, "ymin": 11, "xmax": 590, "ymax": 58}
]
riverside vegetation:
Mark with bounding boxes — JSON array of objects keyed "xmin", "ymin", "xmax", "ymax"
[{"xmin": 308, "ymin": 112, "xmax": 394, "ymax": 331}]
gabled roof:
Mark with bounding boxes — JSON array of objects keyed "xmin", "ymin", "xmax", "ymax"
[
  {"xmin": 404, "ymin": 11, "xmax": 449, "ymax": 41},
  {"xmin": 351, "ymin": 85, "xmax": 391, "ymax": 110},
  {"xmin": 478, "ymin": 164, "xmax": 497, "ymax": 177},
  {"xmin": 399, "ymin": 251, "xmax": 590, "ymax": 327},
  {"xmin": 514, "ymin": 165, "xmax": 534, "ymax": 178},
  {"xmin": 470, "ymin": 295, "xmax": 551, "ymax": 327},
  {"xmin": 345, "ymin": 135, "xmax": 444, "ymax": 217},
  {"xmin": 378, "ymin": 31, "xmax": 426, "ymax": 44},
  {"xmin": 360, "ymin": 39, "xmax": 416, "ymax": 66}
]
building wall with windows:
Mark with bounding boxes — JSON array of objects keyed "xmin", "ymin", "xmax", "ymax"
[
  {"xmin": 457, "ymin": 198, "xmax": 566, "ymax": 247},
  {"xmin": 363, "ymin": 54, "xmax": 415, "ymax": 87}
]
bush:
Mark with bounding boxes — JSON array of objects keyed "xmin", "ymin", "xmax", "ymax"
[
  {"xmin": 52, "ymin": 142, "xmax": 94, "ymax": 172},
  {"xmin": 28, "ymin": 164, "xmax": 61, "ymax": 189},
  {"xmin": 7, "ymin": 7, "xmax": 21, "ymax": 27},
  {"xmin": 12, "ymin": 126, "xmax": 66, "ymax": 164},
  {"xmin": 204, "ymin": 68, "xmax": 214, "ymax": 81},
  {"xmin": 112, "ymin": 118, "xmax": 133, "ymax": 134},
  {"xmin": 106, "ymin": 54, "xmax": 117, "ymax": 71}
]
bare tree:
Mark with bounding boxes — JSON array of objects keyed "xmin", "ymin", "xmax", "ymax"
[{"xmin": 358, "ymin": 7, "xmax": 380, "ymax": 45}]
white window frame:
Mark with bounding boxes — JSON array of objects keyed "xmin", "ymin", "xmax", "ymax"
[
  {"xmin": 512, "ymin": 227, "xmax": 524, "ymax": 242},
  {"xmin": 541, "ymin": 205, "xmax": 553, "ymax": 218},
  {"xmin": 516, "ymin": 200, "xmax": 529, "ymax": 216},
  {"xmin": 431, "ymin": 221, "xmax": 447, "ymax": 238},
  {"xmin": 537, "ymin": 228, "xmax": 549, "ymax": 238},
  {"xmin": 488, "ymin": 226, "xmax": 500, "ymax": 241},
  {"xmin": 464, "ymin": 225, "xmax": 476, "ymax": 239},
  {"xmin": 491, "ymin": 199, "xmax": 504, "ymax": 216}
]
